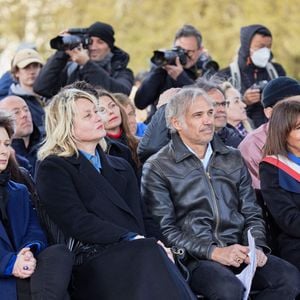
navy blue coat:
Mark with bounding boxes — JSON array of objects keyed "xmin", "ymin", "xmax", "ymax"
[{"xmin": 0, "ymin": 181, "xmax": 47, "ymax": 300}]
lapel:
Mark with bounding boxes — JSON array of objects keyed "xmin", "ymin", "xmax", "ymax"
[{"xmin": 65, "ymin": 148, "xmax": 138, "ymax": 222}]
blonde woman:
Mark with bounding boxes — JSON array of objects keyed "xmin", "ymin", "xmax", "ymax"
[
  {"xmin": 36, "ymin": 88, "xmax": 195, "ymax": 300},
  {"xmin": 222, "ymin": 81, "xmax": 253, "ymax": 137}
]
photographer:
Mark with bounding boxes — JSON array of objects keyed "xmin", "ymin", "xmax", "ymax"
[
  {"xmin": 217, "ymin": 24, "xmax": 286, "ymax": 128},
  {"xmin": 33, "ymin": 21, "xmax": 134, "ymax": 98},
  {"xmin": 134, "ymin": 24, "xmax": 218, "ymax": 121}
]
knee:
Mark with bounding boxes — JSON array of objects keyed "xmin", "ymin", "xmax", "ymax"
[{"xmin": 214, "ymin": 278, "xmax": 244, "ymax": 300}]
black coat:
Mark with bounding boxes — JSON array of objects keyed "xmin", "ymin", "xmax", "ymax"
[
  {"xmin": 33, "ymin": 47, "xmax": 134, "ymax": 98},
  {"xmin": 36, "ymin": 148, "xmax": 195, "ymax": 300}
]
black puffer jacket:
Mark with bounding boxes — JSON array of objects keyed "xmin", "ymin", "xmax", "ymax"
[
  {"xmin": 33, "ymin": 47, "xmax": 134, "ymax": 98},
  {"xmin": 141, "ymin": 133, "xmax": 268, "ymax": 260},
  {"xmin": 217, "ymin": 24, "xmax": 285, "ymax": 128}
]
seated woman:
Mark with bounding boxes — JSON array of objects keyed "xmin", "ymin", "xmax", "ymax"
[
  {"xmin": 0, "ymin": 111, "xmax": 47, "ymax": 300},
  {"xmin": 260, "ymin": 97, "xmax": 300, "ymax": 271},
  {"xmin": 222, "ymin": 82, "xmax": 253, "ymax": 137},
  {"xmin": 97, "ymin": 90, "xmax": 140, "ymax": 170},
  {"xmin": 35, "ymin": 88, "xmax": 195, "ymax": 300},
  {"xmin": 113, "ymin": 93, "xmax": 148, "ymax": 138}
]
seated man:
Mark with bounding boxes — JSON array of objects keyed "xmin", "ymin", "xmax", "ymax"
[
  {"xmin": 141, "ymin": 87, "xmax": 300, "ymax": 299},
  {"xmin": 138, "ymin": 77, "xmax": 243, "ymax": 163},
  {"xmin": 0, "ymin": 95, "xmax": 42, "ymax": 175}
]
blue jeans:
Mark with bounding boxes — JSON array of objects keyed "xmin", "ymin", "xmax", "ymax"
[{"xmin": 189, "ymin": 254, "xmax": 300, "ymax": 300}]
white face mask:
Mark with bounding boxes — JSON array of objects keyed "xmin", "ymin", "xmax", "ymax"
[{"xmin": 250, "ymin": 47, "xmax": 271, "ymax": 68}]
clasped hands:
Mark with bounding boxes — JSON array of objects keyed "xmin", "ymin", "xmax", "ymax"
[
  {"xmin": 211, "ymin": 244, "xmax": 267, "ymax": 268},
  {"xmin": 12, "ymin": 247, "xmax": 36, "ymax": 279}
]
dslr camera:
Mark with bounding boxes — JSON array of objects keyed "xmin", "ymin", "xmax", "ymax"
[
  {"xmin": 251, "ymin": 80, "xmax": 268, "ymax": 92},
  {"xmin": 151, "ymin": 46, "xmax": 188, "ymax": 67},
  {"xmin": 50, "ymin": 28, "xmax": 91, "ymax": 51}
]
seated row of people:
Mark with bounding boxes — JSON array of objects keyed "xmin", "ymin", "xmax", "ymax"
[{"xmin": 1, "ymin": 76, "xmax": 300, "ymax": 299}]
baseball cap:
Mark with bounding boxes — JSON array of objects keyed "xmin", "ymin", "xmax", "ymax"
[{"xmin": 12, "ymin": 48, "xmax": 43, "ymax": 69}]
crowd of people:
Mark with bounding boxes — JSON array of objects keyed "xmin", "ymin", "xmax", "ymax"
[{"xmin": 0, "ymin": 19, "xmax": 300, "ymax": 300}]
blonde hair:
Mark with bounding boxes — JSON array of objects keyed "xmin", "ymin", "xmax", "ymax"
[
  {"xmin": 221, "ymin": 81, "xmax": 253, "ymax": 134},
  {"xmin": 38, "ymin": 88, "xmax": 98, "ymax": 160}
]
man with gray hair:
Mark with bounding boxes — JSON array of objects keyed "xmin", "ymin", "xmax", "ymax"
[{"xmin": 141, "ymin": 87, "xmax": 300, "ymax": 299}]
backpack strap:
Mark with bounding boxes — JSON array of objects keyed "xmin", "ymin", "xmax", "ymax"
[{"xmin": 266, "ymin": 62, "xmax": 279, "ymax": 80}]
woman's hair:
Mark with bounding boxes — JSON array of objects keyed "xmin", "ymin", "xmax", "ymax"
[
  {"xmin": 97, "ymin": 90, "xmax": 140, "ymax": 167},
  {"xmin": 263, "ymin": 97, "xmax": 300, "ymax": 157},
  {"xmin": 221, "ymin": 81, "xmax": 253, "ymax": 133},
  {"xmin": 113, "ymin": 93, "xmax": 136, "ymax": 114},
  {"xmin": 38, "ymin": 88, "xmax": 99, "ymax": 160},
  {"xmin": 0, "ymin": 110, "xmax": 15, "ymax": 138},
  {"xmin": 0, "ymin": 110, "xmax": 24, "ymax": 178}
]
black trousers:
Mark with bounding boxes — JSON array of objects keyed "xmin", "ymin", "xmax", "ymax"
[
  {"xmin": 30, "ymin": 244, "xmax": 74, "ymax": 300},
  {"xmin": 189, "ymin": 254, "xmax": 300, "ymax": 300}
]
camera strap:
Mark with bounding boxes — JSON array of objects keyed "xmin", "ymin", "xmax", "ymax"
[{"xmin": 229, "ymin": 60, "xmax": 278, "ymax": 92}]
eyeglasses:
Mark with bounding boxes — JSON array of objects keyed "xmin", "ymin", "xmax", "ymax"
[{"xmin": 213, "ymin": 101, "xmax": 230, "ymax": 108}]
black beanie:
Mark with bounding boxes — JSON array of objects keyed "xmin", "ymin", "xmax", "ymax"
[
  {"xmin": 261, "ymin": 76, "xmax": 300, "ymax": 108},
  {"xmin": 87, "ymin": 21, "xmax": 115, "ymax": 49}
]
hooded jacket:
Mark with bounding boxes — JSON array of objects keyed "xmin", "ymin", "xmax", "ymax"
[
  {"xmin": 33, "ymin": 46, "xmax": 134, "ymax": 98},
  {"xmin": 217, "ymin": 24, "xmax": 285, "ymax": 128}
]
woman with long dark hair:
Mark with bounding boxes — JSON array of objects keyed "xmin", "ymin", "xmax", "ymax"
[
  {"xmin": 260, "ymin": 97, "xmax": 300, "ymax": 272},
  {"xmin": 0, "ymin": 111, "xmax": 47, "ymax": 300}
]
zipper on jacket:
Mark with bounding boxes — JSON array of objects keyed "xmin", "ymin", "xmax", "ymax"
[{"xmin": 205, "ymin": 164, "xmax": 225, "ymax": 247}]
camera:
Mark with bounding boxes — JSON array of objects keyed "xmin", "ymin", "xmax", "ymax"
[
  {"xmin": 50, "ymin": 28, "xmax": 91, "ymax": 51},
  {"xmin": 196, "ymin": 52, "xmax": 219, "ymax": 75},
  {"xmin": 150, "ymin": 46, "xmax": 188, "ymax": 67},
  {"xmin": 251, "ymin": 80, "xmax": 268, "ymax": 92}
]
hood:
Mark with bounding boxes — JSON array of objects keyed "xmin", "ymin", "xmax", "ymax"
[
  {"xmin": 9, "ymin": 83, "xmax": 34, "ymax": 97},
  {"xmin": 238, "ymin": 24, "xmax": 272, "ymax": 69}
]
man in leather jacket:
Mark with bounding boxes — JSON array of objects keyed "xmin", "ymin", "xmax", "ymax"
[
  {"xmin": 33, "ymin": 21, "xmax": 133, "ymax": 98},
  {"xmin": 141, "ymin": 87, "xmax": 300, "ymax": 299}
]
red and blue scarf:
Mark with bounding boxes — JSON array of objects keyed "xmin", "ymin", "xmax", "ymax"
[{"xmin": 262, "ymin": 153, "xmax": 300, "ymax": 194}]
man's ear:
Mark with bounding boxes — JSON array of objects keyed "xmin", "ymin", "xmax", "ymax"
[
  {"xmin": 171, "ymin": 117, "xmax": 182, "ymax": 132},
  {"xmin": 264, "ymin": 107, "xmax": 273, "ymax": 119}
]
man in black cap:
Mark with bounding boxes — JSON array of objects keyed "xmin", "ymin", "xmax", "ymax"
[
  {"xmin": 33, "ymin": 21, "xmax": 133, "ymax": 98},
  {"xmin": 218, "ymin": 24, "xmax": 286, "ymax": 128},
  {"xmin": 238, "ymin": 76, "xmax": 300, "ymax": 189}
]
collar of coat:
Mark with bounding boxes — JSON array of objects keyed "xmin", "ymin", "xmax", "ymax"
[{"xmin": 171, "ymin": 132, "xmax": 230, "ymax": 163}]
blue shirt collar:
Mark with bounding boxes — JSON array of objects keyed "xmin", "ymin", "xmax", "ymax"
[{"xmin": 79, "ymin": 150, "xmax": 102, "ymax": 172}]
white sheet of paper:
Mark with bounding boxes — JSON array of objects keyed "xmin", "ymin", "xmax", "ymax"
[{"xmin": 236, "ymin": 229, "xmax": 257, "ymax": 300}]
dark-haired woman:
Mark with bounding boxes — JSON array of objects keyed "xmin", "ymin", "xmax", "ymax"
[
  {"xmin": 0, "ymin": 111, "xmax": 47, "ymax": 300},
  {"xmin": 260, "ymin": 97, "xmax": 300, "ymax": 272}
]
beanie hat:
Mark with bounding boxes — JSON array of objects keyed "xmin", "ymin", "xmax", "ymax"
[
  {"xmin": 87, "ymin": 21, "xmax": 115, "ymax": 49},
  {"xmin": 261, "ymin": 76, "xmax": 300, "ymax": 108}
]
